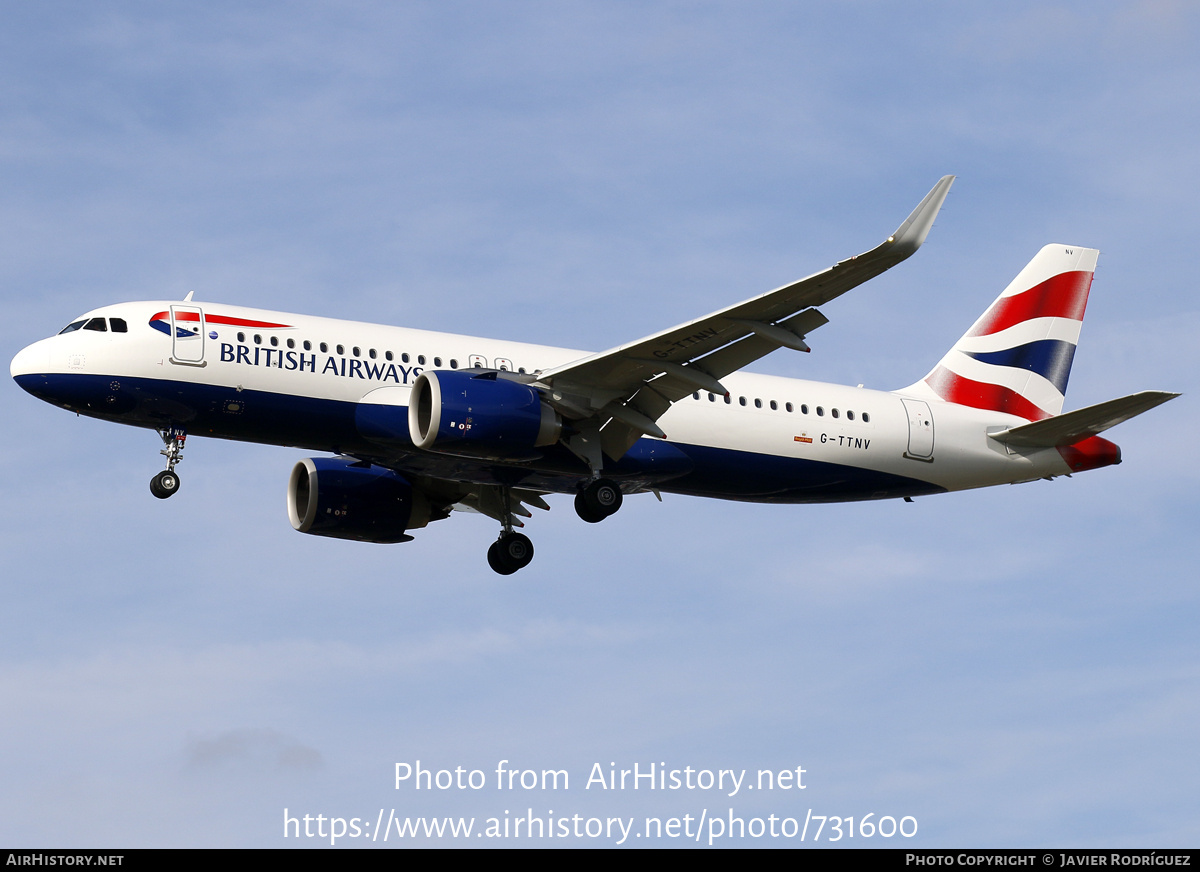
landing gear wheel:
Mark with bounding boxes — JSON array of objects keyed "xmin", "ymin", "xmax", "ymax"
[
  {"xmin": 486, "ymin": 542, "xmax": 515, "ymax": 575},
  {"xmin": 150, "ymin": 470, "xmax": 180, "ymax": 499},
  {"xmin": 574, "ymin": 492, "xmax": 606, "ymax": 524},
  {"xmin": 577, "ymin": 478, "xmax": 622, "ymax": 521},
  {"xmin": 487, "ymin": 532, "xmax": 534, "ymax": 575}
]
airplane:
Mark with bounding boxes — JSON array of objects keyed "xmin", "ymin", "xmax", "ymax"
[{"xmin": 10, "ymin": 176, "xmax": 1179, "ymax": 575}]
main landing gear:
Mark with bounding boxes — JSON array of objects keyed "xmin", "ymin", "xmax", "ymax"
[
  {"xmin": 487, "ymin": 486, "xmax": 535, "ymax": 575},
  {"xmin": 484, "ymin": 478, "xmax": 624, "ymax": 574},
  {"xmin": 574, "ymin": 478, "xmax": 622, "ymax": 524},
  {"xmin": 150, "ymin": 427, "xmax": 186, "ymax": 499},
  {"xmin": 487, "ymin": 531, "xmax": 534, "ymax": 576}
]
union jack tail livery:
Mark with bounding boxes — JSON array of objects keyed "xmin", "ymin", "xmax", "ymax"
[{"xmin": 910, "ymin": 245, "xmax": 1097, "ymax": 421}]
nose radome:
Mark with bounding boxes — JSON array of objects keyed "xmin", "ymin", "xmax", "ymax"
[{"xmin": 11, "ymin": 339, "xmax": 50, "ymax": 380}]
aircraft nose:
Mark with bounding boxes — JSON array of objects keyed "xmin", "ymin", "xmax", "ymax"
[{"xmin": 11, "ymin": 338, "xmax": 51, "ymax": 394}]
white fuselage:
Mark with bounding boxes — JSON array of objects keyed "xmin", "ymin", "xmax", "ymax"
[{"xmin": 11, "ymin": 299, "xmax": 1079, "ymax": 503}]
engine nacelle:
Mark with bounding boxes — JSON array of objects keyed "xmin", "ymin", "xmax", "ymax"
[
  {"xmin": 287, "ymin": 457, "xmax": 431, "ymax": 544},
  {"xmin": 408, "ymin": 370, "xmax": 561, "ymax": 460}
]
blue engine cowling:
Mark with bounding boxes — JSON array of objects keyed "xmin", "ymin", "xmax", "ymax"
[
  {"xmin": 287, "ymin": 457, "xmax": 431, "ymax": 544},
  {"xmin": 408, "ymin": 370, "xmax": 562, "ymax": 460}
]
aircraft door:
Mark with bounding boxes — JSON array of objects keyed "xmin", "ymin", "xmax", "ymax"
[
  {"xmin": 170, "ymin": 305, "xmax": 207, "ymax": 366},
  {"xmin": 902, "ymin": 398, "xmax": 934, "ymax": 460}
]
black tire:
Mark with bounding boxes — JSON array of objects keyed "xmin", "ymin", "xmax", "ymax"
[
  {"xmin": 574, "ymin": 492, "xmax": 607, "ymax": 523},
  {"xmin": 150, "ymin": 470, "xmax": 180, "ymax": 499},
  {"xmin": 487, "ymin": 533, "xmax": 533, "ymax": 574},
  {"xmin": 500, "ymin": 532, "xmax": 534, "ymax": 569},
  {"xmin": 582, "ymin": 479, "xmax": 622, "ymax": 518},
  {"xmin": 487, "ymin": 541, "xmax": 518, "ymax": 575}
]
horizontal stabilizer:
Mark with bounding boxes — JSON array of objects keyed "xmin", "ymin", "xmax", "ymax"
[{"xmin": 990, "ymin": 390, "xmax": 1179, "ymax": 447}]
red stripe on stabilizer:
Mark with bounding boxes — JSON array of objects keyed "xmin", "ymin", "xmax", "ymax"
[
  {"xmin": 1057, "ymin": 435, "xmax": 1121, "ymax": 472},
  {"xmin": 150, "ymin": 311, "xmax": 293, "ymax": 329},
  {"xmin": 967, "ymin": 270, "xmax": 1093, "ymax": 337},
  {"xmin": 925, "ymin": 365, "xmax": 1052, "ymax": 421}
]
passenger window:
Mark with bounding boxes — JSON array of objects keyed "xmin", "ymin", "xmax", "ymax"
[
  {"xmin": 254, "ymin": 334, "xmax": 262, "ymax": 345},
  {"xmin": 434, "ymin": 357, "xmax": 442, "ymax": 367},
  {"xmin": 352, "ymin": 347, "xmax": 360, "ymax": 357},
  {"xmin": 303, "ymin": 340, "xmax": 311, "ymax": 351},
  {"xmin": 847, "ymin": 410, "xmax": 854, "ymax": 421},
  {"xmin": 786, "ymin": 402, "xmax": 794, "ymax": 412},
  {"xmin": 770, "ymin": 400, "xmax": 777, "ymax": 410},
  {"xmin": 237, "ymin": 332, "xmax": 245, "ymax": 342},
  {"xmin": 84, "ymin": 318, "xmax": 107, "ymax": 332},
  {"xmin": 451, "ymin": 359, "xmax": 459, "ymax": 369},
  {"xmin": 402, "ymin": 353, "xmax": 410, "ymax": 363},
  {"xmin": 369, "ymin": 348, "xmax": 377, "ymax": 359},
  {"xmin": 816, "ymin": 407, "xmax": 824, "ymax": 416},
  {"xmin": 286, "ymin": 338, "xmax": 295, "ymax": 349},
  {"xmin": 270, "ymin": 336, "xmax": 278, "ymax": 347},
  {"xmin": 832, "ymin": 408, "xmax": 839, "ymax": 419},
  {"xmin": 801, "ymin": 404, "xmax": 809, "ymax": 414},
  {"xmin": 320, "ymin": 342, "xmax": 328, "ymax": 353},
  {"xmin": 385, "ymin": 350, "xmax": 393, "ymax": 361},
  {"xmin": 418, "ymin": 355, "xmax": 426, "ymax": 365},
  {"xmin": 336, "ymin": 345, "xmax": 345, "ymax": 355},
  {"xmin": 739, "ymin": 397, "xmax": 746, "ymax": 406},
  {"xmin": 110, "ymin": 319, "xmax": 128, "ymax": 333},
  {"xmin": 862, "ymin": 412, "xmax": 871, "ymax": 423}
]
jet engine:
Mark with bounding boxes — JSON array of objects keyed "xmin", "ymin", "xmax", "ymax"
[
  {"xmin": 408, "ymin": 370, "xmax": 561, "ymax": 460},
  {"xmin": 287, "ymin": 457, "xmax": 432, "ymax": 543}
]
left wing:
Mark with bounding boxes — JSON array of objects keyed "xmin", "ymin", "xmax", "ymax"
[{"xmin": 533, "ymin": 175, "xmax": 955, "ymax": 461}]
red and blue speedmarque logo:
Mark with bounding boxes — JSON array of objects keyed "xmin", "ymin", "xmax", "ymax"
[{"xmin": 149, "ymin": 311, "xmax": 294, "ymax": 339}]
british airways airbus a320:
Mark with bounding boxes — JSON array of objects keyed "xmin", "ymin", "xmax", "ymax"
[{"xmin": 10, "ymin": 177, "xmax": 1178, "ymax": 574}]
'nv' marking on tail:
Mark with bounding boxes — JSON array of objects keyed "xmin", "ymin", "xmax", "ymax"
[{"xmin": 914, "ymin": 245, "xmax": 1098, "ymax": 421}]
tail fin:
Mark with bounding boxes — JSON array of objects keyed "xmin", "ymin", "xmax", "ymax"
[{"xmin": 903, "ymin": 244, "xmax": 1098, "ymax": 421}]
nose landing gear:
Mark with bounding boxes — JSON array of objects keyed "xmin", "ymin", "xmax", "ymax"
[
  {"xmin": 150, "ymin": 427, "xmax": 186, "ymax": 499},
  {"xmin": 150, "ymin": 469, "xmax": 180, "ymax": 499}
]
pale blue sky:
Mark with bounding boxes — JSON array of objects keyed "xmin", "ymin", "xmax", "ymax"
[{"xmin": 2, "ymin": 1, "xmax": 1198, "ymax": 846}]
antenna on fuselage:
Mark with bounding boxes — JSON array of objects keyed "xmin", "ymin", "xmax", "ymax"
[{"xmin": 183, "ymin": 290, "xmax": 195, "ymax": 302}]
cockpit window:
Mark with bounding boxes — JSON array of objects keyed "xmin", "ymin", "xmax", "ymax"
[{"xmin": 60, "ymin": 317, "xmax": 126, "ymax": 334}]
